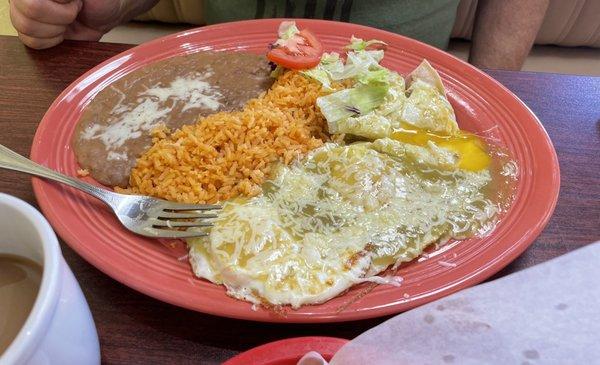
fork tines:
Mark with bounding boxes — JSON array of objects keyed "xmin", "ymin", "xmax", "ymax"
[
  {"xmin": 149, "ymin": 203, "xmax": 221, "ymax": 238},
  {"xmin": 162, "ymin": 203, "xmax": 222, "ymax": 211}
]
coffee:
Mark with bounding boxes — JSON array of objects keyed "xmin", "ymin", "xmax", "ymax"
[{"xmin": 0, "ymin": 254, "xmax": 43, "ymax": 355}]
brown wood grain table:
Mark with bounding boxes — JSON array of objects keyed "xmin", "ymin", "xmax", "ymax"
[{"xmin": 0, "ymin": 35, "xmax": 599, "ymax": 364}]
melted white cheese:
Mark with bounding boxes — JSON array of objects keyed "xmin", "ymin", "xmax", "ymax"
[
  {"xmin": 107, "ymin": 151, "xmax": 128, "ymax": 161},
  {"xmin": 82, "ymin": 72, "xmax": 222, "ymax": 159},
  {"xmin": 188, "ymin": 141, "xmax": 497, "ymax": 308}
]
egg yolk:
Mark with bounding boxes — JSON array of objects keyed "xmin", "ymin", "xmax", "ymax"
[{"xmin": 391, "ymin": 124, "xmax": 491, "ymax": 171}]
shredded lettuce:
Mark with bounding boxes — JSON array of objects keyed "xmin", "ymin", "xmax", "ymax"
[
  {"xmin": 317, "ymin": 84, "xmax": 389, "ymax": 133},
  {"xmin": 273, "ymin": 21, "xmax": 303, "ymax": 53},
  {"xmin": 301, "ymin": 36, "xmax": 388, "ymax": 88},
  {"xmin": 301, "ymin": 52, "xmax": 344, "ymax": 89},
  {"xmin": 302, "ymin": 68, "xmax": 332, "ymax": 89},
  {"xmin": 332, "ymin": 50, "xmax": 384, "ymax": 81},
  {"xmin": 356, "ymin": 68, "xmax": 390, "ymax": 85},
  {"xmin": 276, "ymin": 21, "xmax": 299, "ymax": 42},
  {"xmin": 302, "ymin": 48, "xmax": 389, "ymax": 91},
  {"xmin": 302, "ymin": 36, "xmax": 394, "ymax": 133},
  {"xmin": 344, "ymin": 36, "xmax": 387, "ymax": 52},
  {"xmin": 326, "ymin": 74, "xmax": 406, "ymax": 138},
  {"xmin": 320, "ymin": 52, "xmax": 345, "ymax": 74},
  {"xmin": 320, "ymin": 52, "xmax": 342, "ymax": 65}
]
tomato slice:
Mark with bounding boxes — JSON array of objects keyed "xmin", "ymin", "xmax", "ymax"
[{"xmin": 267, "ymin": 29, "xmax": 323, "ymax": 70}]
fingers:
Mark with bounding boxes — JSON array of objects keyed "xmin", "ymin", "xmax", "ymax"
[
  {"xmin": 10, "ymin": 4, "xmax": 66, "ymax": 38},
  {"xmin": 12, "ymin": 0, "xmax": 80, "ymax": 25},
  {"xmin": 64, "ymin": 20, "xmax": 104, "ymax": 41},
  {"xmin": 10, "ymin": 0, "xmax": 82, "ymax": 49},
  {"xmin": 17, "ymin": 32, "xmax": 65, "ymax": 49}
]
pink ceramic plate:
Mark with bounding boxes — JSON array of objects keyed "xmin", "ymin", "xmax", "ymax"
[
  {"xmin": 31, "ymin": 19, "xmax": 560, "ymax": 322},
  {"xmin": 223, "ymin": 337, "xmax": 348, "ymax": 365}
]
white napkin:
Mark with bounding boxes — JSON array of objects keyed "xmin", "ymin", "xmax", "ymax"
[{"xmin": 299, "ymin": 242, "xmax": 600, "ymax": 365}]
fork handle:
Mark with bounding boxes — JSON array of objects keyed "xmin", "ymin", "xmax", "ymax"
[{"xmin": 0, "ymin": 144, "xmax": 117, "ymax": 206}]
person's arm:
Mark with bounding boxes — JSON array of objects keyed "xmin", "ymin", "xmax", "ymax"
[
  {"xmin": 469, "ymin": 0, "xmax": 550, "ymax": 70},
  {"xmin": 10, "ymin": 0, "xmax": 159, "ymax": 49}
]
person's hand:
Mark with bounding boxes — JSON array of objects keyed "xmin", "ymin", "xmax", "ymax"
[{"xmin": 9, "ymin": 0, "xmax": 158, "ymax": 49}]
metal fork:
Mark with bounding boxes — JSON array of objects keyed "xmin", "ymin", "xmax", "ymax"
[{"xmin": 0, "ymin": 144, "xmax": 220, "ymax": 238}]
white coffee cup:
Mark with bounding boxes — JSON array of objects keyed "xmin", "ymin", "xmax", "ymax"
[{"xmin": 0, "ymin": 193, "xmax": 100, "ymax": 364}]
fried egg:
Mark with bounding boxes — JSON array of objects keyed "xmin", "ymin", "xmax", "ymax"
[{"xmin": 188, "ymin": 141, "xmax": 497, "ymax": 308}]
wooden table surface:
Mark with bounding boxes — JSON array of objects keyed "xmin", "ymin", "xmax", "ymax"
[{"xmin": 0, "ymin": 35, "xmax": 599, "ymax": 364}]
